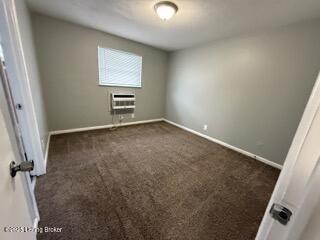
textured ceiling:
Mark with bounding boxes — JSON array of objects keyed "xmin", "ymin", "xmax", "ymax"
[{"xmin": 27, "ymin": 0, "xmax": 320, "ymax": 51}]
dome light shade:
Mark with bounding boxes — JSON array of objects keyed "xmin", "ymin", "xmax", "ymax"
[{"xmin": 154, "ymin": 1, "xmax": 178, "ymax": 21}]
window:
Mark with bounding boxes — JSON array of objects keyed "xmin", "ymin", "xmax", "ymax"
[{"xmin": 98, "ymin": 47, "xmax": 142, "ymax": 88}]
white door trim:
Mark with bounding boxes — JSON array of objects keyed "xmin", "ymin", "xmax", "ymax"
[
  {"xmin": 0, "ymin": 0, "xmax": 45, "ymax": 175},
  {"xmin": 256, "ymin": 71, "xmax": 320, "ymax": 239},
  {"xmin": 285, "ymin": 156, "xmax": 320, "ymax": 240}
]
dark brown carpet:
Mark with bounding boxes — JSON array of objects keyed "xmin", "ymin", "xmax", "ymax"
[{"xmin": 36, "ymin": 121, "xmax": 279, "ymax": 240}]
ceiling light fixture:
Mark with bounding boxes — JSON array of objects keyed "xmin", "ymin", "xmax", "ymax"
[{"xmin": 154, "ymin": 1, "xmax": 178, "ymax": 21}]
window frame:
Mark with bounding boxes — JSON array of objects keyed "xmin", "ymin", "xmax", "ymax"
[{"xmin": 97, "ymin": 46, "xmax": 142, "ymax": 88}]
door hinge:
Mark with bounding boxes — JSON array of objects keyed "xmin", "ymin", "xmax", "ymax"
[{"xmin": 270, "ymin": 203, "xmax": 293, "ymax": 225}]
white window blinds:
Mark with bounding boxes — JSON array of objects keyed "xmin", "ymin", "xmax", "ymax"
[{"xmin": 98, "ymin": 47, "xmax": 142, "ymax": 88}]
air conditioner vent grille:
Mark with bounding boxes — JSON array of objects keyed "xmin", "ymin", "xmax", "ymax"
[{"xmin": 110, "ymin": 93, "xmax": 135, "ymax": 113}]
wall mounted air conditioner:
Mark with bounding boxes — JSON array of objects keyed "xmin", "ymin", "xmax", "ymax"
[{"xmin": 110, "ymin": 93, "xmax": 135, "ymax": 110}]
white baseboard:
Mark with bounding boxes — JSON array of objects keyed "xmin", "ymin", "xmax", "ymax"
[
  {"xmin": 47, "ymin": 117, "xmax": 282, "ymax": 170},
  {"xmin": 163, "ymin": 119, "xmax": 282, "ymax": 170},
  {"xmin": 50, "ymin": 118, "xmax": 164, "ymax": 135}
]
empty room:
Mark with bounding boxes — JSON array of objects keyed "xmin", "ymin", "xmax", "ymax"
[{"xmin": 1, "ymin": 0, "xmax": 320, "ymax": 239}]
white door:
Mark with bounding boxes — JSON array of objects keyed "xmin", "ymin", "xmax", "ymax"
[
  {"xmin": 0, "ymin": 45, "xmax": 39, "ymax": 221},
  {"xmin": 0, "ymin": 78, "xmax": 36, "ymax": 239},
  {"xmin": 0, "ymin": 0, "xmax": 46, "ymax": 176},
  {"xmin": 257, "ymin": 71, "xmax": 320, "ymax": 240}
]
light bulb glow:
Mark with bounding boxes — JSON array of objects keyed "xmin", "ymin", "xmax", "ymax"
[{"xmin": 154, "ymin": 1, "xmax": 178, "ymax": 21}]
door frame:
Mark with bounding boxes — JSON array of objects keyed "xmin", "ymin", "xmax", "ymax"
[
  {"xmin": 285, "ymin": 156, "xmax": 320, "ymax": 239},
  {"xmin": 0, "ymin": 0, "xmax": 45, "ymax": 176},
  {"xmin": 257, "ymin": 71, "xmax": 320, "ymax": 239}
]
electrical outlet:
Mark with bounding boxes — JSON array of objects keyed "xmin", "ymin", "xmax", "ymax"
[
  {"xmin": 131, "ymin": 113, "xmax": 135, "ymax": 118},
  {"xmin": 203, "ymin": 124, "xmax": 208, "ymax": 131}
]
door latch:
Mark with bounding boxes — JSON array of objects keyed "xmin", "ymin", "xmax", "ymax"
[
  {"xmin": 10, "ymin": 161, "xmax": 34, "ymax": 177},
  {"xmin": 270, "ymin": 203, "xmax": 292, "ymax": 225},
  {"xmin": 15, "ymin": 103, "xmax": 22, "ymax": 110}
]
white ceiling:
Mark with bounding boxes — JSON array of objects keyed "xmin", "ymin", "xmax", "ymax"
[{"xmin": 27, "ymin": 0, "xmax": 320, "ymax": 51}]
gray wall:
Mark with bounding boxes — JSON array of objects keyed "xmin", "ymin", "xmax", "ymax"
[
  {"xmin": 166, "ymin": 19, "xmax": 320, "ymax": 165},
  {"xmin": 31, "ymin": 13, "xmax": 168, "ymax": 131},
  {"xmin": 32, "ymin": 12, "xmax": 320, "ymax": 165},
  {"xmin": 15, "ymin": 0, "xmax": 48, "ymax": 154}
]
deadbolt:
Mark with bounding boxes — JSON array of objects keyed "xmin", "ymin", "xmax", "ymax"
[{"xmin": 10, "ymin": 161, "xmax": 34, "ymax": 177}]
